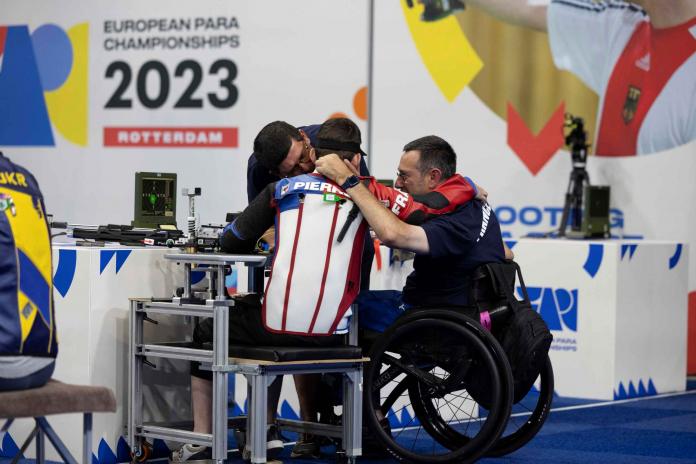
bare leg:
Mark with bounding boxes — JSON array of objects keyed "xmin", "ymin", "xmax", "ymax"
[
  {"xmin": 294, "ymin": 374, "xmax": 321, "ymax": 421},
  {"xmin": 193, "ymin": 375, "xmax": 282, "ymax": 435},
  {"xmin": 268, "ymin": 376, "xmax": 283, "ymax": 422},
  {"xmin": 191, "ymin": 376, "xmax": 212, "ymax": 433}
]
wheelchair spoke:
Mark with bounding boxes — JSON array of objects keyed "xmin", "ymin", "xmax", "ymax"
[
  {"xmin": 379, "ymin": 373, "xmax": 409, "ymax": 411},
  {"xmin": 462, "ymin": 397, "xmax": 479, "ymax": 437},
  {"xmin": 411, "ymin": 423, "xmax": 423, "ymax": 451},
  {"xmin": 365, "ymin": 316, "xmax": 512, "ymax": 462}
]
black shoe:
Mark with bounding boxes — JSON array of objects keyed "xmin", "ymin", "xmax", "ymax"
[
  {"xmin": 242, "ymin": 424, "xmax": 284, "ymax": 461},
  {"xmin": 291, "ymin": 434, "xmax": 321, "ymax": 459},
  {"xmin": 267, "ymin": 424, "xmax": 284, "ymax": 459}
]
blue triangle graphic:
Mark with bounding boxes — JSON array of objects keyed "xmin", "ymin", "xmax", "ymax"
[
  {"xmin": 100, "ymin": 250, "xmax": 116, "ymax": 274},
  {"xmin": 115, "ymin": 250, "xmax": 132, "ymax": 274},
  {"xmin": 617, "ymin": 382, "xmax": 627, "ymax": 399},
  {"xmin": 628, "ymin": 244, "xmax": 638, "ymax": 259},
  {"xmin": 387, "ymin": 408, "xmax": 400, "ymax": 429},
  {"xmin": 280, "ymin": 400, "xmax": 300, "ymax": 420},
  {"xmin": 116, "ymin": 436, "xmax": 131, "ymax": 462},
  {"xmin": 231, "ymin": 402, "xmax": 244, "ymax": 416},
  {"xmin": 1, "ymin": 432, "xmax": 22, "ymax": 458},
  {"xmin": 152, "ymin": 439, "xmax": 170, "ymax": 459},
  {"xmin": 638, "ymin": 380, "xmax": 647, "ymax": 397},
  {"xmin": 628, "ymin": 381, "xmax": 638, "ymax": 398},
  {"xmin": 647, "ymin": 378, "xmax": 657, "ymax": 395},
  {"xmin": 98, "ymin": 438, "xmax": 117, "ymax": 464}
]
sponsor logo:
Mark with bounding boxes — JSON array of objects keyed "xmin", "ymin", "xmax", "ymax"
[
  {"xmin": 523, "ymin": 286, "xmax": 578, "ymax": 333},
  {"xmin": 290, "ymin": 180, "xmax": 348, "ymax": 197},
  {"xmin": 0, "ymin": 193, "xmax": 16, "ymax": 216},
  {"xmin": 476, "ymin": 202, "xmax": 491, "ymax": 242},
  {"xmin": 0, "ymin": 23, "xmax": 89, "ymax": 146},
  {"xmin": 635, "ymin": 53, "xmax": 650, "ymax": 71},
  {"xmin": 623, "ymin": 85, "xmax": 642, "ymax": 124},
  {"xmin": 517, "ymin": 287, "xmax": 578, "ymax": 351},
  {"xmin": 521, "ymin": 285, "xmax": 579, "ymax": 352}
]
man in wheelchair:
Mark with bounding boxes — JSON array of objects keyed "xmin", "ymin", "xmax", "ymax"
[{"xmin": 318, "ymin": 140, "xmax": 554, "ymax": 463}]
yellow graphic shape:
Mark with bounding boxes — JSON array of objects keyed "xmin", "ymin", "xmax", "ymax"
[
  {"xmin": 401, "ymin": 1, "xmax": 483, "ymax": 102},
  {"xmin": 45, "ymin": 23, "xmax": 89, "ymax": 146},
  {"xmin": 17, "ymin": 292, "xmax": 38, "ymax": 344},
  {"xmin": 455, "ymin": 8, "xmax": 598, "ymax": 142}
]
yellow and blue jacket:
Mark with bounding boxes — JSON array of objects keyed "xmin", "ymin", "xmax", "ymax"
[{"xmin": 0, "ymin": 152, "xmax": 57, "ymax": 357}]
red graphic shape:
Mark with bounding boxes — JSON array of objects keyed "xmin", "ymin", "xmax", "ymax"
[
  {"xmin": 0, "ymin": 27, "xmax": 7, "ymax": 55},
  {"xmin": 103, "ymin": 127, "xmax": 238, "ymax": 148},
  {"xmin": 507, "ymin": 102, "xmax": 565, "ymax": 176},
  {"xmin": 688, "ymin": 291, "xmax": 696, "ymax": 374}
]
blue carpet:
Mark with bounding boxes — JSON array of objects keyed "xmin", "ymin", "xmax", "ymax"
[{"xmin": 3, "ymin": 380, "xmax": 695, "ymax": 464}]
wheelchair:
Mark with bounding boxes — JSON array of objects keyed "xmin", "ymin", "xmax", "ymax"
[{"xmin": 362, "ymin": 262, "xmax": 554, "ymax": 463}]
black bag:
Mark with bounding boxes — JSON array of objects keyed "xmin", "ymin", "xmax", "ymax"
[{"xmin": 486, "ymin": 262, "xmax": 553, "ymax": 403}]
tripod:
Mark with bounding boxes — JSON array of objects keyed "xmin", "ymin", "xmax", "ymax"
[{"xmin": 558, "ymin": 115, "xmax": 590, "ymax": 237}]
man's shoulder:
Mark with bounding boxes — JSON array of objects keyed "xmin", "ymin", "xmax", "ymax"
[
  {"xmin": 299, "ymin": 124, "xmax": 321, "ymax": 144},
  {"xmin": 423, "ymin": 200, "xmax": 486, "ymax": 226}
]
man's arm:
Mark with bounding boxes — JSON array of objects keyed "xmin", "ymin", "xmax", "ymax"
[
  {"xmin": 220, "ymin": 183, "xmax": 276, "ymax": 253},
  {"xmin": 466, "ymin": 0, "xmax": 548, "ymax": 32},
  {"xmin": 316, "ymin": 155, "xmax": 430, "ymax": 253}
]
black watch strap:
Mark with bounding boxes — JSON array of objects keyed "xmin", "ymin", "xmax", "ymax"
[{"xmin": 340, "ymin": 175, "xmax": 360, "ymax": 191}]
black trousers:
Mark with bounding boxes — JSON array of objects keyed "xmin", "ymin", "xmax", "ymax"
[{"xmin": 191, "ymin": 293, "xmax": 345, "ymax": 380}]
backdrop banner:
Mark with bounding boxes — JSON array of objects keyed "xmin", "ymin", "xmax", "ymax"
[
  {"xmin": 1, "ymin": 0, "xmax": 369, "ymax": 228},
  {"xmin": 371, "ymin": 0, "xmax": 696, "ymax": 372}
]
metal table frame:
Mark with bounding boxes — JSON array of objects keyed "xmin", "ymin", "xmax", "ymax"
[
  {"xmin": 129, "ymin": 253, "xmax": 266, "ymax": 463},
  {"xmin": 128, "ymin": 253, "xmax": 363, "ymax": 464}
]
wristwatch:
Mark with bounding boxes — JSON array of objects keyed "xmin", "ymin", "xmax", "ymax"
[{"xmin": 340, "ymin": 175, "xmax": 360, "ymax": 191}]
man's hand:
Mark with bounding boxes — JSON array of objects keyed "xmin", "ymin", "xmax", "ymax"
[
  {"xmin": 315, "ymin": 153, "xmax": 355, "ymax": 185},
  {"xmin": 476, "ymin": 184, "xmax": 488, "ymax": 201},
  {"xmin": 257, "ymin": 226, "xmax": 276, "ymax": 253}
]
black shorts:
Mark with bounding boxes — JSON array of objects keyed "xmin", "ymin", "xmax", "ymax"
[{"xmin": 191, "ymin": 293, "xmax": 345, "ymax": 379}]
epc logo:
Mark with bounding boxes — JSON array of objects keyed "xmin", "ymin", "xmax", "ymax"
[
  {"xmin": 519, "ymin": 286, "xmax": 578, "ymax": 332},
  {"xmin": 0, "ymin": 23, "xmax": 88, "ymax": 146}
]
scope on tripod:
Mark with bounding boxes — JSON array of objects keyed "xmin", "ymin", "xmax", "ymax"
[
  {"xmin": 558, "ymin": 114, "xmax": 611, "ymax": 239},
  {"xmin": 564, "ymin": 114, "xmax": 589, "ymax": 165}
]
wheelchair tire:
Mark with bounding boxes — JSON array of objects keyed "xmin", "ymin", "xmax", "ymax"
[
  {"xmin": 404, "ymin": 311, "xmax": 515, "ymax": 453},
  {"xmin": 365, "ymin": 317, "xmax": 512, "ymax": 463},
  {"xmin": 486, "ymin": 354, "xmax": 554, "ymax": 457}
]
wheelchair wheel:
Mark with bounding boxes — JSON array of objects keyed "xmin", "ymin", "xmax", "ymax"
[
  {"xmin": 486, "ymin": 354, "xmax": 554, "ymax": 457},
  {"xmin": 404, "ymin": 311, "xmax": 516, "ymax": 454},
  {"xmin": 365, "ymin": 317, "xmax": 512, "ymax": 463}
]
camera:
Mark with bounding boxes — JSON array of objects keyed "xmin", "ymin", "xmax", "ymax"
[{"xmin": 564, "ymin": 114, "xmax": 589, "ymax": 165}]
